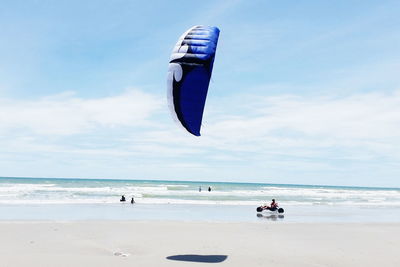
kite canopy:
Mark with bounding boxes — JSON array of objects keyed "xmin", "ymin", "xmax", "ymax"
[{"xmin": 167, "ymin": 25, "xmax": 220, "ymax": 136}]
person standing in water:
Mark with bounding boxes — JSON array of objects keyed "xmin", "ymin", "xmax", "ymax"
[
  {"xmin": 208, "ymin": 186, "xmax": 212, "ymax": 192},
  {"xmin": 120, "ymin": 195, "xmax": 126, "ymax": 202},
  {"xmin": 131, "ymin": 197, "xmax": 135, "ymax": 204}
]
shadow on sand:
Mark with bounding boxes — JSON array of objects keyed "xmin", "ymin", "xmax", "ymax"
[{"xmin": 166, "ymin": 254, "xmax": 228, "ymax": 263}]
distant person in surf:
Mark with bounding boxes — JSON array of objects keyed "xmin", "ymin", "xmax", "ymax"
[
  {"xmin": 199, "ymin": 186, "xmax": 202, "ymax": 192},
  {"xmin": 263, "ymin": 199, "xmax": 278, "ymax": 211},
  {"xmin": 130, "ymin": 197, "xmax": 135, "ymax": 204},
  {"xmin": 208, "ymin": 186, "xmax": 212, "ymax": 192},
  {"xmin": 120, "ymin": 195, "xmax": 126, "ymax": 202}
]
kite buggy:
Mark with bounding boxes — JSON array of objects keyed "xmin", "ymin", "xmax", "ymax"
[
  {"xmin": 257, "ymin": 206, "xmax": 284, "ymax": 213},
  {"xmin": 257, "ymin": 199, "xmax": 284, "ymax": 213}
]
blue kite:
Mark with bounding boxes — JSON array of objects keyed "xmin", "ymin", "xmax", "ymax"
[{"xmin": 167, "ymin": 26, "xmax": 220, "ymax": 136}]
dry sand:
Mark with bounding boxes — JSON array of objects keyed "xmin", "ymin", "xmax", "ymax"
[{"xmin": 0, "ymin": 221, "xmax": 399, "ymax": 267}]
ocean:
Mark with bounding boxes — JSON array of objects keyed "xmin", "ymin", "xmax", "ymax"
[{"xmin": 1, "ymin": 177, "xmax": 399, "ymax": 222}]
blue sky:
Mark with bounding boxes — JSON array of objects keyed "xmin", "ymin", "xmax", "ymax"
[{"xmin": 0, "ymin": 0, "xmax": 399, "ymax": 187}]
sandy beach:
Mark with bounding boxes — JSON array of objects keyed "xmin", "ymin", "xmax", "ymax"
[{"xmin": 0, "ymin": 221, "xmax": 399, "ymax": 267}]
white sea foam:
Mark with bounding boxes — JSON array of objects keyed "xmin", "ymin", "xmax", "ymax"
[{"xmin": 0, "ymin": 179, "xmax": 399, "ymax": 207}]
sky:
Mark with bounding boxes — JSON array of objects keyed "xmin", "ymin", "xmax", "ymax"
[{"xmin": 0, "ymin": 0, "xmax": 399, "ymax": 187}]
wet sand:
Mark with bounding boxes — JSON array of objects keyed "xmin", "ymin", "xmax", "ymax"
[{"xmin": 0, "ymin": 221, "xmax": 399, "ymax": 266}]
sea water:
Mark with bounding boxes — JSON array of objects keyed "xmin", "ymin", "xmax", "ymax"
[{"xmin": 0, "ymin": 177, "xmax": 399, "ymax": 222}]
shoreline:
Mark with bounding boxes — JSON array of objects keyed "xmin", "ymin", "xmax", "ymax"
[
  {"xmin": 1, "ymin": 221, "xmax": 399, "ymax": 267},
  {"xmin": 1, "ymin": 203, "xmax": 399, "ymax": 223}
]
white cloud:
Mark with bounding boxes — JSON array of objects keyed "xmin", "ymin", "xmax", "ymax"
[
  {"xmin": 101, "ymin": 89, "xmax": 400, "ymax": 163},
  {"xmin": 257, "ymin": 92, "xmax": 400, "ymax": 139},
  {"xmin": 0, "ymin": 89, "xmax": 162, "ymax": 135},
  {"xmin": 197, "ymin": 90, "xmax": 400, "ymax": 162},
  {"xmin": 0, "ymin": 87, "xmax": 399, "ymax": 186},
  {"xmin": 2, "ymin": 88, "xmax": 399, "ymax": 162}
]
